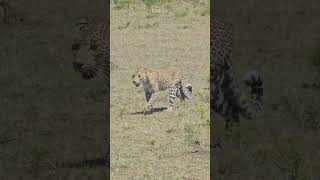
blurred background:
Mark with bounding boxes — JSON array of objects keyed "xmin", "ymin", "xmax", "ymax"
[{"xmin": 213, "ymin": 0, "xmax": 320, "ymax": 179}]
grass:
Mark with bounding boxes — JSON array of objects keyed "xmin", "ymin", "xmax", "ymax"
[
  {"xmin": 114, "ymin": 0, "xmax": 130, "ymax": 10},
  {"xmin": 111, "ymin": 0, "xmax": 210, "ymax": 18},
  {"xmin": 174, "ymin": 7, "xmax": 189, "ymax": 18},
  {"xmin": 141, "ymin": 0, "xmax": 161, "ymax": 9}
]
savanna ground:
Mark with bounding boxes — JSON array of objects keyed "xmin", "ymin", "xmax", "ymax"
[
  {"xmin": 213, "ymin": 0, "xmax": 320, "ymax": 179},
  {"xmin": 110, "ymin": 0, "xmax": 210, "ymax": 179}
]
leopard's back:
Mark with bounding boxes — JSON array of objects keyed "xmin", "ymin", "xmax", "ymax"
[
  {"xmin": 211, "ymin": 16, "xmax": 234, "ymax": 80},
  {"xmin": 153, "ymin": 65, "xmax": 183, "ymax": 90}
]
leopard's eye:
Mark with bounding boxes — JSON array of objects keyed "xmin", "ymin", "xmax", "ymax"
[
  {"xmin": 138, "ymin": 75, "xmax": 141, "ymax": 78},
  {"xmin": 90, "ymin": 44, "xmax": 98, "ymax": 50},
  {"xmin": 72, "ymin": 43, "xmax": 80, "ymax": 50}
]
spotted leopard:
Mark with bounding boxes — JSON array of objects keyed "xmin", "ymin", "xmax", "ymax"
[
  {"xmin": 70, "ymin": 17, "xmax": 110, "ymax": 165},
  {"xmin": 71, "ymin": 17, "xmax": 109, "ymax": 93},
  {"xmin": 132, "ymin": 65, "xmax": 192, "ymax": 115},
  {"xmin": 211, "ymin": 16, "xmax": 263, "ymax": 129}
]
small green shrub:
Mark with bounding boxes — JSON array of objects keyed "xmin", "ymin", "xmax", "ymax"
[
  {"xmin": 174, "ymin": 8, "xmax": 189, "ymax": 17},
  {"xmin": 114, "ymin": 0, "xmax": 130, "ymax": 10},
  {"xmin": 195, "ymin": 104, "xmax": 205, "ymax": 119},
  {"xmin": 142, "ymin": 0, "xmax": 161, "ymax": 9}
]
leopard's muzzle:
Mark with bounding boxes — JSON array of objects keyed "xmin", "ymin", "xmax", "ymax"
[{"xmin": 133, "ymin": 81, "xmax": 140, "ymax": 87}]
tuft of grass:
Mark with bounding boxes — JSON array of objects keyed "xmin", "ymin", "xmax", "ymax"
[
  {"xmin": 142, "ymin": 0, "xmax": 161, "ymax": 9},
  {"xmin": 146, "ymin": 13, "xmax": 159, "ymax": 19},
  {"xmin": 147, "ymin": 139, "xmax": 156, "ymax": 146},
  {"xmin": 119, "ymin": 107, "xmax": 126, "ymax": 117},
  {"xmin": 195, "ymin": 104, "xmax": 206, "ymax": 119},
  {"xmin": 118, "ymin": 22, "xmax": 130, "ymax": 29},
  {"xmin": 110, "ymin": 62, "xmax": 120, "ymax": 70},
  {"xmin": 184, "ymin": 124, "xmax": 200, "ymax": 146},
  {"xmin": 145, "ymin": 22, "xmax": 159, "ymax": 28},
  {"xmin": 174, "ymin": 7, "xmax": 189, "ymax": 17},
  {"xmin": 165, "ymin": 128, "xmax": 175, "ymax": 133},
  {"xmin": 114, "ymin": 0, "xmax": 130, "ymax": 10},
  {"xmin": 199, "ymin": 7, "xmax": 209, "ymax": 16},
  {"xmin": 136, "ymin": 22, "xmax": 159, "ymax": 29}
]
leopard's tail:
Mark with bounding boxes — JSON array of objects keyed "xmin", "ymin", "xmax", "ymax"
[
  {"xmin": 237, "ymin": 70, "xmax": 263, "ymax": 119},
  {"xmin": 177, "ymin": 82, "xmax": 192, "ymax": 100}
]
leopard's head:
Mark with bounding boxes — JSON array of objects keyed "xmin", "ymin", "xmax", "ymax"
[
  {"xmin": 132, "ymin": 65, "xmax": 149, "ymax": 87},
  {"xmin": 71, "ymin": 17, "xmax": 108, "ymax": 80}
]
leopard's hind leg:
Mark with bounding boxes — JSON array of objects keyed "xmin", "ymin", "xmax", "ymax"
[
  {"xmin": 238, "ymin": 70, "xmax": 263, "ymax": 119},
  {"xmin": 176, "ymin": 81, "xmax": 192, "ymax": 101},
  {"xmin": 167, "ymin": 85, "xmax": 177, "ymax": 111}
]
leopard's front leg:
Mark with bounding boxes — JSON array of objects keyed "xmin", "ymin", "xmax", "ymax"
[
  {"xmin": 144, "ymin": 92, "xmax": 158, "ymax": 115},
  {"xmin": 145, "ymin": 90, "xmax": 152, "ymax": 102}
]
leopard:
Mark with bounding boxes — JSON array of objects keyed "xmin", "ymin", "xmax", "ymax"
[
  {"xmin": 211, "ymin": 15, "xmax": 263, "ymax": 129},
  {"xmin": 132, "ymin": 65, "xmax": 192, "ymax": 115},
  {"xmin": 70, "ymin": 17, "xmax": 110, "ymax": 164},
  {"xmin": 71, "ymin": 17, "xmax": 109, "ymax": 93}
]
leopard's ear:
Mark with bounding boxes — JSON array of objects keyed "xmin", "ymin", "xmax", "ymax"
[{"xmin": 73, "ymin": 17, "xmax": 89, "ymax": 34}]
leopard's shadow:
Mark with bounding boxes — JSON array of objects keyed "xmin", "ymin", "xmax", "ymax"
[{"xmin": 130, "ymin": 107, "xmax": 167, "ymax": 115}]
